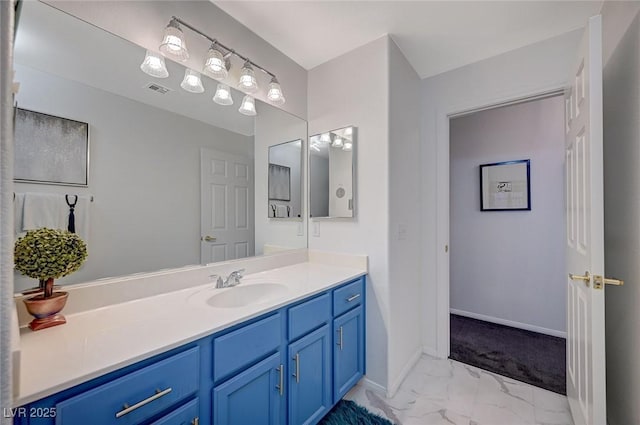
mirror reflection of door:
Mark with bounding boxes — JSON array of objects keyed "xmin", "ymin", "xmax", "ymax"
[{"xmin": 309, "ymin": 126, "xmax": 355, "ymax": 218}]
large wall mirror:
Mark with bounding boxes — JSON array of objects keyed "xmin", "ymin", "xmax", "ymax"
[
  {"xmin": 13, "ymin": 1, "xmax": 307, "ymax": 291},
  {"xmin": 309, "ymin": 126, "xmax": 356, "ymax": 219}
]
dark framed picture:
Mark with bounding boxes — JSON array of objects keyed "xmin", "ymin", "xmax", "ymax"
[
  {"xmin": 14, "ymin": 108, "xmax": 89, "ymax": 187},
  {"xmin": 480, "ymin": 159, "xmax": 531, "ymax": 211},
  {"xmin": 268, "ymin": 163, "xmax": 291, "ymax": 201}
]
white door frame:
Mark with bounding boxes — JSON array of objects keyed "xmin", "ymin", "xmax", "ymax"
[{"xmin": 435, "ymin": 84, "xmax": 568, "ymax": 358}]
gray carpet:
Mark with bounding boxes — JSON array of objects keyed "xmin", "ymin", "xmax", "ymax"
[{"xmin": 450, "ymin": 314, "xmax": 566, "ymax": 395}]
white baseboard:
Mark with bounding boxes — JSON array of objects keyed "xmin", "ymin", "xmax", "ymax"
[
  {"xmin": 387, "ymin": 348, "xmax": 422, "ymax": 398},
  {"xmin": 422, "ymin": 345, "xmax": 440, "ymax": 358},
  {"xmin": 359, "ymin": 377, "xmax": 387, "ymax": 395},
  {"xmin": 450, "ymin": 308, "xmax": 567, "ymax": 339}
]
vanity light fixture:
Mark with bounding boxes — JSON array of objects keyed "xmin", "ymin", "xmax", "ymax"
[
  {"xmin": 267, "ymin": 77, "xmax": 285, "ymax": 105},
  {"xmin": 343, "ymin": 141, "xmax": 353, "ymax": 151},
  {"xmin": 213, "ymin": 83, "xmax": 233, "ymax": 106},
  {"xmin": 204, "ymin": 43, "xmax": 229, "ymax": 79},
  {"xmin": 238, "ymin": 61, "xmax": 258, "ymax": 93},
  {"xmin": 180, "ymin": 69, "xmax": 205, "ymax": 93},
  {"xmin": 140, "ymin": 50, "xmax": 169, "ymax": 78},
  {"xmin": 320, "ymin": 133, "xmax": 331, "ymax": 143},
  {"xmin": 159, "ymin": 18, "xmax": 189, "ymax": 61},
  {"xmin": 156, "ymin": 16, "xmax": 286, "ymax": 108},
  {"xmin": 238, "ymin": 95, "xmax": 257, "ymax": 116},
  {"xmin": 332, "ymin": 136, "xmax": 344, "ymax": 148}
]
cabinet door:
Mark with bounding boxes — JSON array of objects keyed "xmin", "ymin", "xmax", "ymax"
[
  {"xmin": 213, "ymin": 352, "xmax": 283, "ymax": 425},
  {"xmin": 333, "ymin": 306, "xmax": 364, "ymax": 403},
  {"xmin": 288, "ymin": 325, "xmax": 332, "ymax": 425}
]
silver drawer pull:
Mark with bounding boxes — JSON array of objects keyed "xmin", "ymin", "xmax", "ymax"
[
  {"xmin": 115, "ymin": 387, "xmax": 172, "ymax": 418},
  {"xmin": 346, "ymin": 294, "xmax": 361, "ymax": 302}
]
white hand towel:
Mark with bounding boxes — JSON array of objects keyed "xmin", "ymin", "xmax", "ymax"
[{"xmin": 275, "ymin": 204, "xmax": 288, "ymax": 218}]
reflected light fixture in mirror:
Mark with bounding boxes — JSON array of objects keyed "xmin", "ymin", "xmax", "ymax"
[
  {"xmin": 180, "ymin": 69, "xmax": 205, "ymax": 93},
  {"xmin": 213, "ymin": 83, "xmax": 233, "ymax": 105},
  {"xmin": 239, "ymin": 95, "xmax": 257, "ymax": 116},
  {"xmin": 267, "ymin": 77, "xmax": 285, "ymax": 105},
  {"xmin": 140, "ymin": 50, "xmax": 169, "ymax": 78},
  {"xmin": 159, "ymin": 18, "xmax": 189, "ymax": 61}
]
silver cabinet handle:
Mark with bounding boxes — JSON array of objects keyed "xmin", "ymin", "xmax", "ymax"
[
  {"xmin": 346, "ymin": 293, "xmax": 361, "ymax": 302},
  {"xmin": 292, "ymin": 353, "xmax": 300, "ymax": 383},
  {"xmin": 115, "ymin": 387, "xmax": 172, "ymax": 418},
  {"xmin": 337, "ymin": 327, "xmax": 343, "ymax": 350},
  {"xmin": 191, "ymin": 418, "xmax": 199, "ymax": 425},
  {"xmin": 201, "ymin": 235, "xmax": 217, "ymax": 242},
  {"xmin": 276, "ymin": 365, "xmax": 284, "ymax": 396}
]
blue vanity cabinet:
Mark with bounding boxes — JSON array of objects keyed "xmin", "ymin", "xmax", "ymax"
[
  {"xmin": 212, "ymin": 352, "xmax": 283, "ymax": 425},
  {"xmin": 333, "ymin": 306, "xmax": 365, "ymax": 403}
]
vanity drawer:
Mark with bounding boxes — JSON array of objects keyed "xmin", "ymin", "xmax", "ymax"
[
  {"xmin": 149, "ymin": 398, "xmax": 199, "ymax": 425},
  {"xmin": 55, "ymin": 347, "xmax": 199, "ymax": 425},
  {"xmin": 333, "ymin": 278, "xmax": 364, "ymax": 317},
  {"xmin": 213, "ymin": 313, "xmax": 282, "ymax": 382},
  {"xmin": 288, "ymin": 293, "xmax": 331, "ymax": 341}
]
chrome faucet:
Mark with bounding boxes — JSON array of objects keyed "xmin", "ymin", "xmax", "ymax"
[{"xmin": 211, "ymin": 269, "xmax": 245, "ymax": 288}]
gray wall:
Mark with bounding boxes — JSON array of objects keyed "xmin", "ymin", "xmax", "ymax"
[
  {"xmin": 388, "ymin": 39, "xmax": 423, "ymax": 392},
  {"xmin": 450, "ymin": 96, "xmax": 566, "ymax": 335},
  {"xmin": 14, "ymin": 64, "xmax": 252, "ymax": 290},
  {"xmin": 601, "ymin": 2, "xmax": 640, "ymax": 424}
]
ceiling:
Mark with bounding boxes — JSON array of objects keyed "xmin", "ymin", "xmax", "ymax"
[{"xmin": 214, "ymin": 1, "xmax": 603, "ymax": 79}]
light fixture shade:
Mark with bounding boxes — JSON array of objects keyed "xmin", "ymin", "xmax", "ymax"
[
  {"xmin": 320, "ymin": 133, "xmax": 331, "ymax": 143},
  {"xmin": 238, "ymin": 61, "xmax": 258, "ymax": 93},
  {"xmin": 204, "ymin": 46, "xmax": 228, "ymax": 79},
  {"xmin": 140, "ymin": 50, "xmax": 169, "ymax": 78},
  {"xmin": 159, "ymin": 19, "xmax": 189, "ymax": 61},
  {"xmin": 213, "ymin": 83, "xmax": 233, "ymax": 106},
  {"xmin": 267, "ymin": 77, "xmax": 285, "ymax": 105},
  {"xmin": 343, "ymin": 141, "xmax": 353, "ymax": 151},
  {"xmin": 180, "ymin": 69, "xmax": 204, "ymax": 93},
  {"xmin": 344, "ymin": 127, "xmax": 353, "ymax": 136},
  {"xmin": 238, "ymin": 95, "xmax": 257, "ymax": 116},
  {"xmin": 332, "ymin": 136, "xmax": 344, "ymax": 148}
]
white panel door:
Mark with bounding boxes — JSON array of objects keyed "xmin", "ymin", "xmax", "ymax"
[
  {"xmin": 565, "ymin": 15, "xmax": 605, "ymax": 425},
  {"xmin": 200, "ymin": 148, "xmax": 254, "ymax": 264}
]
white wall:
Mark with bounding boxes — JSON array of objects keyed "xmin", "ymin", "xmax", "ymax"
[
  {"xmin": 13, "ymin": 64, "xmax": 252, "ymax": 290},
  {"xmin": 450, "ymin": 96, "xmax": 566, "ymax": 336},
  {"xmin": 328, "ymin": 148, "xmax": 353, "ymax": 217},
  {"xmin": 308, "ymin": 36, "xmax": 390, "ymax": 390},
  {"xmin": 601, "ymin": 2, "xmax": 640, "ymax": 424},
  {"xmin": 46, "ymin": 1, "xmax": 308, "ymax": 119},
  {"xmin": 421, "ymin": 29, "xmax": 583, "ymax": 355},
  {"xmin": 387, "ymin": 39, "xmax": 423, "ymax": 393},
  {"xmin": 254, "ymin": 104, "xmax": 307, "ymax": 254}
]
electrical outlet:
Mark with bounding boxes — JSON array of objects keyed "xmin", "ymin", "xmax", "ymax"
[
  {"xmin": 313, "ymin": 221, "xmax": 320, "ymax": 237},
  {"xmin": 297, "ymin": 222, "xmax": 304, "ymax": 236},
  {"xmin": 398, "ymin": 223, "xmax": 407, "ymax": 241}
]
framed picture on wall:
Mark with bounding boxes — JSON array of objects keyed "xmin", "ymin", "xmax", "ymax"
[
  {"xmin": 480, "ymin": 159, "xmax": 531, "ymax": 211},
  {"xmin": 14, "ymin": 108, "xmax": 89, "ymax": 187}
]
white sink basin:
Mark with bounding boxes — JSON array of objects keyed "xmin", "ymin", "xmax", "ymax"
[{"xmin": 205, "ymin": 283, "xmax": 289, "ymax": 308}]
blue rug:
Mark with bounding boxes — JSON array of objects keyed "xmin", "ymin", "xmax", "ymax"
[{"xmin": 320, "ymin": 400, "xmax": 393, "ymax": 425}]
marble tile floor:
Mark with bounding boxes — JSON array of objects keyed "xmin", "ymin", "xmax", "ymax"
[{"xmin": 345, "ymin": 355, "xmax": 574, "ymax": 425}]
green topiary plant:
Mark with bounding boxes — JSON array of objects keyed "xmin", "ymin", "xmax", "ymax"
[{"xmin": 15, "ymin": 228, "xmax": 88, "ymax": 298}]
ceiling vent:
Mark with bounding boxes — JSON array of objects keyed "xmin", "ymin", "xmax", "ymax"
[{"xmin": 144, "ymin": 82, "xmax": 172, "ymax": 95}]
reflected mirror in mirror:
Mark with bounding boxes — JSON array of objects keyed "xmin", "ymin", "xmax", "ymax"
[
  {"xmin": 309, "ymin": 126, "xmax": 356, "ymax": 219},
  {"xmin": 12, "ymin": 1, "xmax": 307, "ymax": 292},
  {"xmin": 268, "ymin": 140, "xmax": 303, "ymax": 219}
]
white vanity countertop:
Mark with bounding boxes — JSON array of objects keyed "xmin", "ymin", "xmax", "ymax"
[{"xmin": 14, "ymin": 261, "xmax": 366, "ymax": 406}]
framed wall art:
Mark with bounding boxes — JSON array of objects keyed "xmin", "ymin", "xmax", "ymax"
[
  {"xmin": 14, "ymin": 108, "xmax": 89, "ymax": 187},
  {"xmin": 480, "ymin": 159, "xmax": 531, "ymax": 211}
]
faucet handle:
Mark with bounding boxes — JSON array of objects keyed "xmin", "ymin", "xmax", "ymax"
[
  {"xmin": 232, "ymin": 268, "xmax": 245, "ymax": 278},
  {"xmin": 210, "ymin": 274, "xmax": 224, "ymax": 288}
]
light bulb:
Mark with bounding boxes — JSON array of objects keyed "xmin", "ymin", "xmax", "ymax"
[
  {"xmin": 204, "ymin": 45, "xmax": 228, "ymax": 79},
  {"xmin": 320, "ymin": 133, "xmax": 330, "ymax": 143},
  {"xmin": 140, "ymin": 50, "xmax": 168, "ymax": 78},
  {"xmin": 213, "ymin": 83, "xmax": 233, "ymax": 106},
  {"xmin": 344, "ymin": 127, "xmax": 353, "ymax": 136},
  {"xmin": 332, "ymin": 137, "xmax": 344, "ymax": 148},
  {"xmin": 238, "ymin": 61, "xmax": 258, "ymax": 93},
  {"xmin": 159, "ymin": 19, "xmax": 189, "ymax": 61},
  {"xmin": 343, "ymin": 141, "xmax": 353, "ymax": 151},
  {"xmin": 267, "ymin": 77, "xmax": 285, "ymax": 105},
  {"xmin": 238, "ymin": 95, "xmax": 257, "ymax": 116},
  {"xmin": 180, "ymin": 69, "xmax": 204, "ymax": 93}
]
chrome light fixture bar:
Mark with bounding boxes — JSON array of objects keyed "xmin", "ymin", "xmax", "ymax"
[{"xmin": 167, "ymin": 16, "xmax": 284, "ymax": 104}]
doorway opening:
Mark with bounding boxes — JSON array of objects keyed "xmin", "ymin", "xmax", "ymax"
[{"xmin": 447, "ymin": 93, "xmax": 567, "ymax": 394}]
